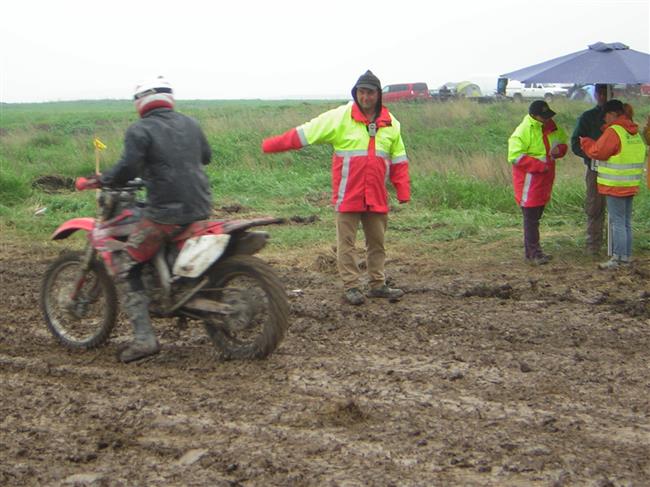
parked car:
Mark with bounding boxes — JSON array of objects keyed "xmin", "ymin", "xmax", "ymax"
[
  {"xmin": 504, "ymin": 80, "xmax": 570, "ymax": 101},
  {"xmin": 382, "ymin": 82, "xmax": 431, "ymax": 102}
]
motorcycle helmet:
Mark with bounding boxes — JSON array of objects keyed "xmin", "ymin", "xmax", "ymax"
[{"xmin": 133, "ymin": 75, "xmax": 175, "ymax": 116}]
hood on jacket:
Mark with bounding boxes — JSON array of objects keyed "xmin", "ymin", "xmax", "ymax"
[
  {"xmin": 605, "ymin": 115, "xmax": 639, "ymax": 135},
  {"xmin": 351, "ymin": 70, "xmax": 382, "ymax": 120}
]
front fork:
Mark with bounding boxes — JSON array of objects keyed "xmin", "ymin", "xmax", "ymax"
[{"xmin": 69, "ymin": 243, "xmax": 97, "ymax": 302}]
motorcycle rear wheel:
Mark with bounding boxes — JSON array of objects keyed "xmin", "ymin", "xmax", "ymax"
[
  {"xmin": 40, "ymin": 252, "xmax": 118, "ymax": 349},
  {"xmin": 202, "ymin": 255, "xmax": 289, "ymax": 360}
]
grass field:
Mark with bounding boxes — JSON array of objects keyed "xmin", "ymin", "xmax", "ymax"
[{"xmin": 2, "ymin": 97, "xmax": 650, "ymax": 255}]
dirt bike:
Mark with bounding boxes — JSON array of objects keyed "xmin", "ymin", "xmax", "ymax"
[{"xmin": 40, "ymin": 178, "xmax": 289, "ymax": 360}]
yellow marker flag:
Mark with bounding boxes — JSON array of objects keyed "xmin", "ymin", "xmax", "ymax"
[{"xmin": 93, "ymin": 137, "xmax": 107, "ymax": 151}]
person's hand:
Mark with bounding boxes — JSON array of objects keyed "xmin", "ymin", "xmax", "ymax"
[
  {"xmin": 75, "ymin": 176, "xmax": 101, "ymax": 191},
  {"xmin": 550, "ymin": 146, "xmax": 561, "ymax": 158}
]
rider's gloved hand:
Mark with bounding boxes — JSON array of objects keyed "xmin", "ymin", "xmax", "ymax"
[{"xmin": 75, "ymin": 176, "xmax": 101, "ymax": 191}]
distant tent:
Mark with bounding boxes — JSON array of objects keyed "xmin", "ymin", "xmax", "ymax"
[
  {"xmin": 439, "ymin": 81, "xmax": 482, "ymax": 98},
  {"xmin": 456, "ymin": 81, "xmax": 482, "ymax": 98}
]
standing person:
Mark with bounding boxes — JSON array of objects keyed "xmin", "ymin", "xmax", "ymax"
[
  {"xmin": 77, "ymin": 76, "xmax": 213, "ymax": 362},
  {"xmin": 507, "ymin": 100, "xmax": 568, "ymax": 265},
  {"xmin": 571, "ymin": 83, "xmax": 608, "ymax": 255},
  {"xmin": 580, "ymin": 100, "xmax": 646, "ymax": 269},
  {"xmin": 261, "ymin": 70, "xmax": 410, "ymax": 305},
  {"xmin": 641, "ymin": 115, "xmax": 650, "ymax": 188}
]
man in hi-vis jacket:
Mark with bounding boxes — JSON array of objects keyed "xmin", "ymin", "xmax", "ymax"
[{"xmin": 262, "ymin": 70, "xmax": 410, "ymax": 305}]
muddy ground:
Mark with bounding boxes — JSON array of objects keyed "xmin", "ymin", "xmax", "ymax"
[{"xmin": 1, "ymin": 234, "xmax": 649, "ymax": 487}]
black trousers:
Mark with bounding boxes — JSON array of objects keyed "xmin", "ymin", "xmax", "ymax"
[{"xmin": 521, "ymin": 206, "xmax": 545, "ymax": 259}]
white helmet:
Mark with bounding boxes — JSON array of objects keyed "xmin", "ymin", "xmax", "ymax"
[{"xmin": 133, "ymin": 76, "xmax": 175, "ymax": 116}]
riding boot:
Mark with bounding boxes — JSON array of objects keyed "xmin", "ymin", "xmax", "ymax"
[{"xmin": 119, "ymin": 289, "xmax": 160, "ymax": 363}]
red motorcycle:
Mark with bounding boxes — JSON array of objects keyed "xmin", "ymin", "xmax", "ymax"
[{"xmin": 40, "ymin": 178, "xmax": 289, "ymax": 359}]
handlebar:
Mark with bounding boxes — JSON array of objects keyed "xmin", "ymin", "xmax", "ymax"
[
  {"xmin": 75, "ymin": 176, "xmax": 145, "ymax": 192},
  {"xmin": 124, "ymin": 178, "xmax": 145, "ymax": 188}
]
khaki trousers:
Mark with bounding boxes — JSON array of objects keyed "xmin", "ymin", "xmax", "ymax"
[
  {"xmin": 335, "ymin": 211, "xmax": 388, "ymax": 290},
  {"xmin": 585, "ymin": 167, "xmax": 605, "ymax": 251}
]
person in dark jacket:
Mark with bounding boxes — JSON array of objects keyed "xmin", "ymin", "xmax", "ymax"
[
  {"xmin": 571, "ymin": 83, "xmax": 608, "ymax": 255},
  {"xmin": 95, "ymin": 76, "xmax": 213, "ymax": 363}
]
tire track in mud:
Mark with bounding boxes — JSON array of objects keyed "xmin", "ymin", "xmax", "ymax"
[{"xmin": 1, "ymin": 240, "xmax": 650, "ymax": 485}]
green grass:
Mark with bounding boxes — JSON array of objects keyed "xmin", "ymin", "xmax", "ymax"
[{"xmin": 2, "ymin": 97, "xmax": 649, "ymax": 255}]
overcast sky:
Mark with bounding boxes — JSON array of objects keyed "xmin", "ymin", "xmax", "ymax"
[{"xmin": 1, "ymin": 0, "xmax": 649, "ymax": 103}]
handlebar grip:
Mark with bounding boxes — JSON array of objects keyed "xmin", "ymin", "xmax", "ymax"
[{"xmin": 74, "ymin": 177, "xmax": 101, "ymax": 191}]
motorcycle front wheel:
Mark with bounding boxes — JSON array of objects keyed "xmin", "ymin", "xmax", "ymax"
[
  {"xmin": 40, "ymin": 252, "xmax": 118, "ymax": 349},
  {"xmin": 202, "ymin": 255, "xmax": 289, "ymax": 360}
]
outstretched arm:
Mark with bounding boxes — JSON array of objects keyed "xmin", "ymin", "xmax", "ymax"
[
  {"xmin": 262, "ymin": 105, "xmax": 345, "ymax": 154},
  {"xmin": 262, "ymin": 128, "xmax": 304, "ymax": 153}
]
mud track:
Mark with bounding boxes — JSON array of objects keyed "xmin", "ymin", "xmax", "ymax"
[{"xmin": 1, "ymin": 237, "xmax": 649, "ymax": 486}]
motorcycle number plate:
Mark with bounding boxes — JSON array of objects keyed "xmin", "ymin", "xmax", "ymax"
[{"xmin": 173, "ymin": 234, "xmax": 231, "ymax": 278}]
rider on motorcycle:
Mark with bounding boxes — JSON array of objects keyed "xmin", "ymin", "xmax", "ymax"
[{"xmin": 79, "ymin": 76, "xmax": 213, "ymax": 363}]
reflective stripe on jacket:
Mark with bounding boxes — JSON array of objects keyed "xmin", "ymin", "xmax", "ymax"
[
  {"xmin": 596, "ymin": 124, "xmax": 645, "ymax": 192},
  {"xmin": 507, "ymin": 114, "xmax": 568, "ymax": 207},
  {"xmin": 262, "ymin": 101, "xmax": 410, "ymax": 213}
]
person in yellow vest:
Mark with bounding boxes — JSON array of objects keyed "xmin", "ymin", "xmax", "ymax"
[
  {"xmin": 261, "ymin": 70, "xmax": 410, "ymax": 305},
  {"xmin": 580, "ymin": 100, "xmax": 647, "ymax": 269},
  {"xmin": 643, "ymin": 114, "xmax": 650, "ymax": 188}
]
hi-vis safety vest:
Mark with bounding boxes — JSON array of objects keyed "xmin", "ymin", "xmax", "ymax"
[{"xmin": 596, "ymin": 124, "xmax": 646, "ymax": 188}]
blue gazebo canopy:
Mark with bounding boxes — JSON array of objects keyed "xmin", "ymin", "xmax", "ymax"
[{"xmin": 501, "ymin": 42, "xmax": 650, "ymax": 84}]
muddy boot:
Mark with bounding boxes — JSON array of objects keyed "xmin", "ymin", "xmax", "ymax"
[
  {"xmin": 367, "ymin": 284, "xmax": 404, "ymax": 301},
  {"xmin": 119, "ymin": 291, "xmax": 160, "ymax": 363},
  {"xmin": 344, "ymin": 287, "xmax": 365, "ymax": 305}
]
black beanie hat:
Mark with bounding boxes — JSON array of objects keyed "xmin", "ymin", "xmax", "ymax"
[
  {"xmin": 354, "ymin": 70, "xmax": 381, "ymax": 91},
  {"xmin": 351, "ymin": 70, "xmax": 382, "ymax": 120}
]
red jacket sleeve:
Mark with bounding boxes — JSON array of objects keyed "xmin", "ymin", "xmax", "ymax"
[
  {"xmin": 390, "ymin": 162, "xmax": 411, "ymax": 202},
  {"xmin": 261, "ymin": 128, "xmax": 303, "ymax": 153},
  {"xmin": 580, "ymin": 128, "xmax": 621, "ymax": 160}
]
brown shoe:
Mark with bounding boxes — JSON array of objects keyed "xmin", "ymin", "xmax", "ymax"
[
  {"xmin": 344, "ymin": 287, "xmax": 365, "ymax": 305},
  {"xmin": 367, "ymin": 285, "xmax": 404, "ymax": 300}
]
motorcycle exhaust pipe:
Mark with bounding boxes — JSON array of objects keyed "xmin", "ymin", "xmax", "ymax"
[{"xmin": 167, "ymin": 277, "xmax": 209, "ymax": 314}]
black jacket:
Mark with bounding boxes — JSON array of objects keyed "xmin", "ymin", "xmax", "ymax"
[
  {"xmin": 571, "ymin": 105, "xmax": 605, "ymax": 165},
  {"xmin": 101, "ymin": 108, "xmax": 213, "ymax": 224}
]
